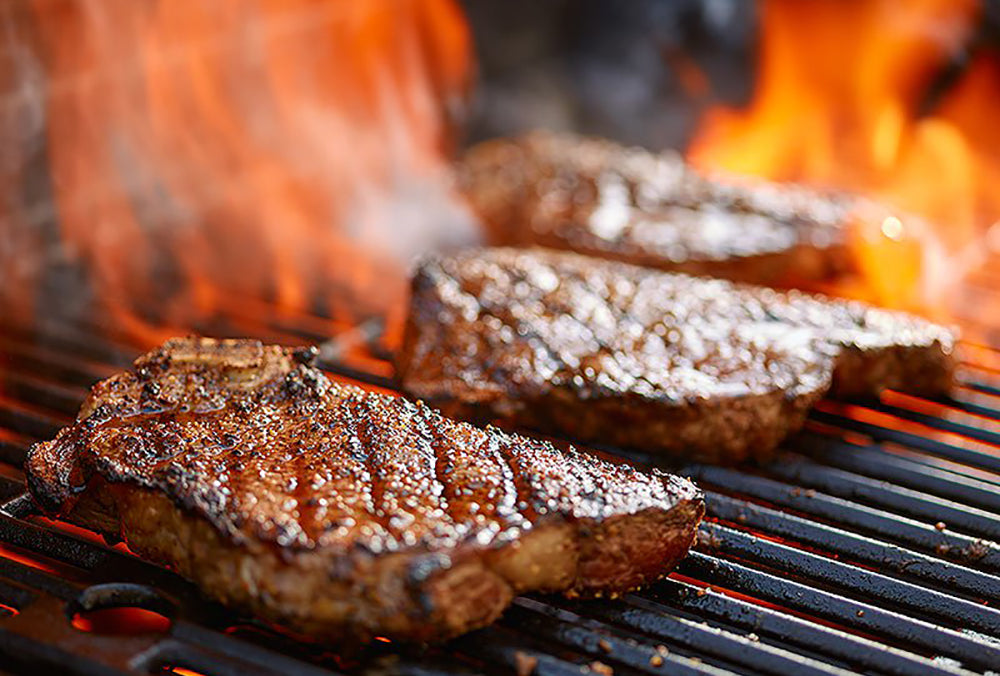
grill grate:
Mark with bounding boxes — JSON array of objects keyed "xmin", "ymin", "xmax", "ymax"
[{"xmin": 1, "ymin": 311, "xmax": 1000, "ymax": 676}]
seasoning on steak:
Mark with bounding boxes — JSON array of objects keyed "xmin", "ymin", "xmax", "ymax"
[
  {"xmin": 397, "ymin": 248, "xmax": 956, "ymax": 463},
  {"xmin": 458, "ymin": 131, "xmax": 889, "ymax": 290},
  {"xmin": 25, "ymin": 337, "xmax": 704, "ymax": 643}
]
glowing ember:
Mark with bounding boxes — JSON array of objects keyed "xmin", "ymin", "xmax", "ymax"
[
  {"xmin": 71, "ymin": 606, "xmax": 172, "ymax": 635},
  {"xmin": 689, "ymin": 0, "xmax": 998, "ymax": 318},
  {"xmin": 1, "ymin": 0, "xmax": 475, "ymax": 345}
]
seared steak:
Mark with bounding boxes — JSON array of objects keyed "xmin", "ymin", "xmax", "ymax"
[
  {"xmin": 26, "ymin": 337, "xmax": 703, "ymax": 643},
  {"xmin": 398, "ymin": 248, "xmax": 956, "ymax": 463},
  {"xmin": 459, "ymin": 131, "xmax": 872, "ymax": 289}
]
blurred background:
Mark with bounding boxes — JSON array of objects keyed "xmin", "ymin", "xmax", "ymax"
[
  {"xmin": 463, "ymin": 0, "xmax": 756, "ymax": 149},
  {"xmin": 1, "ymin": 0, "xmax": 999, "ymax": 348}
]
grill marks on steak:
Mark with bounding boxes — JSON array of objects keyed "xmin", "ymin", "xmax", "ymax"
[
  {"xmin": 25, "ymin": 337, "xmax": 703, "ymax": 642},
  {"xmin": 398, "ymin": 248, "xmax": 956, "ymax": 463},
  {"xmin": 458, "ymin": 131, "xmax": 871, "ymax": 289}
]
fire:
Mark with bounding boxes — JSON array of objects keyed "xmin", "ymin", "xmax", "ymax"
[
  {"xmin": 1, "ymin": 0, "xmax": 474, "ymax": 345},
  {"xmin": 689, "ymin": 0, "xmax": 1000, "ymax": 318}
]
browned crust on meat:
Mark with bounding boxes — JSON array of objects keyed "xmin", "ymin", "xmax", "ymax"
[
  {"xmin": 63, "ymin": 482, "xmax": 700, "ymax": 642},
  {"xmin": 66, "ymin": 483, "xmax": 699, "ymax": 641},
  {"xmin": 397, "ymin": 248, "xmax": 957, "ymax": 463},
  {"xmin": 831, "ymin": 342, "xmax": 955, "ymax": 398},
  {"xmin": 423, "ymin": 388, "xmax": 824, "ymax": 466},
  {"xmin": 26, "ymin": 337, "xmax": 703, "ymax": 643},
  {"xmin": 457, "ymin": 132, "xmax": 859, "ymax": 289}
]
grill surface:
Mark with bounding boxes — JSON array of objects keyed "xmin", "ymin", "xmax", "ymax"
[{"xmin": 1, "ymin": 307, "xmax": 1000, "ymax": 676}]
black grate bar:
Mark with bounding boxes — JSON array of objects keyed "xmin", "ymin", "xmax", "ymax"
[
  {"xmin": 0, "ymin": 628, "xmax": 131, "ymax": 676},
  {"xmin": 961, "ymin": 379, "xmax": 1000, "ymax": 399},
  {"xmin": 0, "ymin": 495, "xmax": 34, "ymax": 519},
  {"xmin": 0, "ymin": 511, "xmax": 111, "ymax": 574},
  {"xmin": 704, "ymin": 491, "xmax": 1000, "ymax": 603},
  {"xmin": 698, "ymin": 521, "xmax": 1000, "ymax": 635},
  {"xmin": 0, "ymin": 575, "xmax": 35, "ymax": 604},
  {"xmin": 137, "ymin": 639, "xmax": 301, "ymax": 676},
  {"xmin": 0, "ymin": 400, "xmax": 67, "ymax": 442},
  {"xmin": 0, "ymin": 323, "xmax": 137, "ymax": 371},
  {"xmin": 0, "ymin": 341, "xmax": 114, "ymax": 388},
  {"xmin": 528, "ymin": 596, "xmax": 859, "ymax": 676},
  {"xmin": 854, "ymin": 399, "xmax": 1000, "ymax": 448},
  {"xmin": 684, "ymin": 466, "xmax": 1000, "ymax": 572},
  {"xmin": 885, "ymin": 389, "xmax": 1000, "ymax": 424},
  {"xmin": 166, "ymin": 623, "xmax": 345, "ymax": 676},
  {"xmin": 453, "ymin": 625, "xmax": 646, "ymax": 676},
  {"xmin": 0, "ymin": 372, "xmax": 86, "ymax": 417},
  {"xmin": 795, "ymin": 435, "xmax": 1000, "ymax": 511},
  {"xmin": 814, "ymin": 408, "xmax": 1000, "ymax": 480},
  {"xmin": 503, "ymin": 598, "xmax": 753, "ymax": 676},
  {"xmin": 676, "ymin": 553, "xmax": 1000, "ymax": 672},
  {"xmin": 0, "ymin": 556, "xmax": 80, "ymax": 602},
  {"xmin": 632, "ymin": 580, "xmax": 975, "ymax": 676},
  {"xmin": 0, "ymin": 481, "xmax": 27, "ymax": 508},
  {"xmin": 942, "ymin": 391, "xmax": 1000, "ymax": 421},
  {"xmin": 760, "ymin": 454, "xmax": 1000, "ymax": 541},
  {"xmin": 0, "ymin": 439, "xmax": 29, "ymax": 469}
]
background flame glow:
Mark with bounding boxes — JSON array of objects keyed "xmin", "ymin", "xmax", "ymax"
[
  {"xmin": 688, "ymin": 0, "xmax": 1000, "ymax": 320},
  {"xmin": 1, "ymin": 0, "xmax": 474, "ymax": 343}
]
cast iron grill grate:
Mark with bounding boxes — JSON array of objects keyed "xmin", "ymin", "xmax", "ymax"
[{"xmin": 1, "ymin": 308, "xmax": 1000, "ymax": 676}]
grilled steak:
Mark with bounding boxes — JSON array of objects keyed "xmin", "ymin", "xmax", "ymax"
[
  {"xmin": 397, "ymin": 248, "xmax": 956, "ymax": 463},
  {"xmin": 458, "ymin": 131, "xmax": 873, "ymax": 289},
  {"xmin": 25, "ymin": 337, "xmax": 703, "ymax": 643}
]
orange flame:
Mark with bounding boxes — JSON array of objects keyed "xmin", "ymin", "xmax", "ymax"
[
  {"xmin": 689, "ymin": 0, "xmax": 1000, "ymax": 319},
  {"xmin": 2, "ymin": 0, "xmax": 474, "ymax": 345}
]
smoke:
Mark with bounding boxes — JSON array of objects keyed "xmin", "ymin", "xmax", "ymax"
[{"xmin": 0, "ymin": 0, "xmax": 477, "ymax": 342}]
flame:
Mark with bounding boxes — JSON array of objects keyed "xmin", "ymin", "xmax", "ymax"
[
  {"xmin": 689, "ymin": 0, "xmax": 1000, "ymax": 318},
  {"xmin": 1, "ymin": 0, "xmax": 474, "ymax": 345}
]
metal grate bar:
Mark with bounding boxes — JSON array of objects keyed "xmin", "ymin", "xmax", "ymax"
[
  {"xmin": 0, "ymin": 340, "xmax": 116, "ymax": 387},
  {"xmin": 698, "ymin": 521, "xmax": 1000, "ymax": 635},
  {"xmin": 166, "ymin": 623, "xmax": 345, "ymax": 676},
  {"xmin": 0, "ymin": 323, "xmax": 138, "ymax": 370},
  {"xmin": 861, "ymin": 399, "xmax": 1000, "ymax": 447},
  {"xmin": 812, "ymin": 407, "xmax": 1000, "ymax": 477},
  {"xmin": 502, "ymin": 598, "xmax": 747, "ymax": 675},
  {"xmin": 684, "ymin": 465, "xmax": 1000, "ymax": 572},
  {"xmin": 0, "ymin": 399, "xmax": 67, "ymax": 442},
  {"xmin": 759, "ymin": 454, "xmax": 1000, "ymax": 540},
  {"xmin": 938, "ymin": 392, "xmax": 1000, "ymax": 422},
  {"xmin": 527, "ymin": 597, "xmax": 857, "ymax": 676},
  {"xmin": 0, "ymin": 555, "xmax": 81, "ymax": 602},
  {"xmin": 0, "ymin": 514, "xmax": 109, "ymax": 577},
  {"xmin": 793, "ymin": 434, "xmax": 1000, "ymax": 511},
  {"xmin": 453, "ymin": 626, "xmax": 633, "ymax": 676},
  {"xmin": 961, "ymin": 379, "xmax": 1000, "ymax": 399},
  {"xmin": 0, "ymin": 372, "xmax": 86, "ymax": 417},
  {"xmin": 676, "ymin": 553, "xmax": 1000, "ymax": 672},
  {"xmin": 704, "ymin": 491, "xmax": 1000, "ymax": 603},
  {"xmin": 632, "ymin": 580, "xmax": 974, "ymax": 676}
]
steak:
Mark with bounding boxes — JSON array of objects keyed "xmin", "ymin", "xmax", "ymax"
[
  {"xmin": 458, "ymin": 131, "xmax": 879, "ymax": 290},
  {"xmin": 397, "ymin": 248, "xmax": 956, "ymax": 463},
  {"xmin": 25, "ymin": 337, "xmax": 703, "ymax": 643}
]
